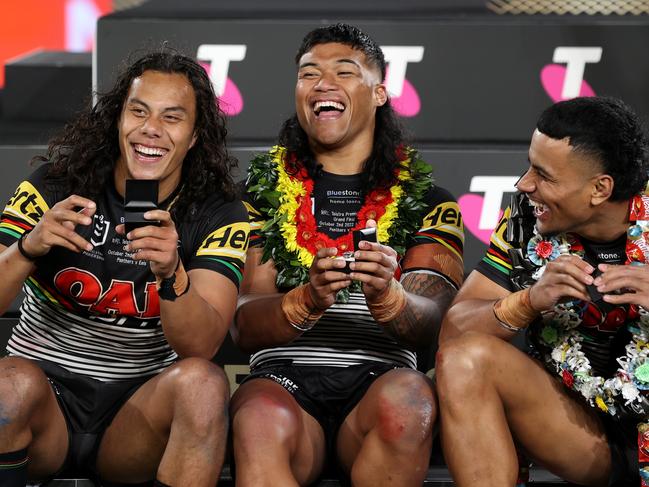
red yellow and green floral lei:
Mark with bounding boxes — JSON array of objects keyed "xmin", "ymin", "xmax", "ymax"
[{"xmin": 246, "ymin": 145, "xmax": 433, "ymax": 301}]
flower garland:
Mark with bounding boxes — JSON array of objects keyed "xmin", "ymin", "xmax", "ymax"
[
  {"xmin": 519, "ymin": 193, "xmax": 649, "ymax": 419},
  {"xmin": 247, "ymin": 145, "xmax": 433, "ymax": 301}
]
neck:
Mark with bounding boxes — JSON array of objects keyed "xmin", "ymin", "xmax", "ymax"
[
  {"xmin": 576, "ymin": 200, "xmax": 629, "ymax": 243},
  {"xmin": 310, "ymin": 138, "xmax": 373, "ymax": 176}
]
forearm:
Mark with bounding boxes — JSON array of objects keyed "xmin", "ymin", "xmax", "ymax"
[
  {"xmin": 159, "ymin": 287, "xmax": 228, "ymax": 359},
  {"xmin": 439, "ymin": 299, "xmax": 513, "ymax": 343},
  {"xmin": 376, "ymin": 273, "xmax": 457, "ymax": 349},
  {"xmin": 439, "ymin": 289, "xmax": 539, "ymax": 344},
  {"xmin": 0, "ymin": 243, "xmax": 36, "ymax": 315},
  {"xmin": 232, "ymin": 292, "xmax": 307, "ymax": 353}
]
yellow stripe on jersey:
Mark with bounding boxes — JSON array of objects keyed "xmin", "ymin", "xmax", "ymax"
[
  {"xmin": 3, "ymin": 181, "xmax": 50, "ymax": 225},
  {"xmin": 197, "ymin": 222, "xmax": 250, "ymax": 261}
]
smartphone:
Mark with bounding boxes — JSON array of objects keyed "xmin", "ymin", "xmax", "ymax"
[
  {"xmin": 337, "ymin": 227, "xmax": 379, "ymax": 274},
  {"xmin": 124, "ymin": 179, "xmax": 159, "ymax": 235}
]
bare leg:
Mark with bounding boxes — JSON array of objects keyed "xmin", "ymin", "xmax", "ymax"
[
  {"xmin": 436, "ymin": 332, "xmax": 611, "ymax": 487},
  {"xmin": 230, "ymin": 379, "xmax": 326, "ymax": 487},
  {"xmin": 96, "ymin": 357, "xmax": 229, "ymax": 486},
  {"xmin": 337, "ymin": 369, "xmax": 436, "ymax": 487},
  {"xmin": 0, "ymin": 357, "xmax": 69, "ymax": 482}
]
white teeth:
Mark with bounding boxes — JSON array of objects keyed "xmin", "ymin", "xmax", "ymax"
[
  {"xmin": 529, "ymin": 200, "xmax": 548, "ymax": 216},
  {"xmin": 134, "ymin": 144, "xmax": 167, "ymax": 156},
  {"xmin": 314, "ymin": 101, "xmax": 345, "ymax": 114}
]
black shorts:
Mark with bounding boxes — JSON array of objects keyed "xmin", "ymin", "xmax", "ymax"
[
  {"xmin": 602, "ymin": 414, "xmax": 640, "ymax": 487},
  {"xmin": 36, "ymin": 360, "xmax": 152, "ymax": 479},
  {"xmin": 243, "ymin": 361, "xmax": 398, "ymax": 452}
]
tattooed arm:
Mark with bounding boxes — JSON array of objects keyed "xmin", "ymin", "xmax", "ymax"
[
  {"xmin": 351, "ymin": 237, "xmax": 462, "ymax": 349},
  {"xmin": 382, "ymin": 271, "xmax": 457, "ymax": 348}
]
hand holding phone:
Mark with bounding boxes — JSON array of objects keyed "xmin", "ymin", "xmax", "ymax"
[{"xmin": 337, "ymin": 227, "xmax": 378, "ymax": 273}]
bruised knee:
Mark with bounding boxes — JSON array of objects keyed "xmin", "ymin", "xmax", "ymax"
[
  {"xmin": 232, "ymin": 384, "xmax": 302, "ymax": 451},
  {"xmin": 373, "ymin": 371, "xmax": 435, "ymax": 447}
]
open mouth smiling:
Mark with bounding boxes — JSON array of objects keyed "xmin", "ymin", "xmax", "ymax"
[
  {"xmin": 313, "ymin": 100, "xmax": 346, "ymax": 118},
  {"xmin": 132, "ymin": 143, "xmax": 168, "ymax": 161}
]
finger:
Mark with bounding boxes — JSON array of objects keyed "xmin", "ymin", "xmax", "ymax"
[
  {"xmin": 61, "ymin": 194, "xmax": 97, "ymax": 211},
  {"xmin": 44, "ymin": 233, "xmax": 92, "ymax": 254},
  {"xmin": 553, "ymin": 254, "xmax": 595, "ymax": 274},
  {"xmin": 126, "ymin": 225, "xmax": 176, "ymax": 242},
  {"xmin": 348, "ymin": 271, "xmax": 387, "ymax": 292},
  {"xmin": 365, "ymin": 219, "xmax": 377, "ymax": 228},
  {"xmin": 312, "ymin": 269, "xmax": 355, "ymax": 286},
  {"xmin": 130, "ymin": 248, "xmax": 173, "ymax": 264},
  {"xmin": 355, "ymin": 241, "xmax": 397, "ymax": 258},
  {"xmin": 315, "ymin": 247, "xmax": 338, "ymax": 259},
  {"xmin": 314, "ymin": 256, "xmax": 347, "ymax": 272},
  {"xmin": 126, "ymin": 236, "xmax": 177, "ymax": 254},
  {"xmin": 53, "ymin": 208, "xmax": 94, "ymax": 227},
  {"xmin": 597, "ymin": 276, "xmax": 644, "ymax": 294},
  {"xmin": 313, "ymin": 279, "xmax": 352, "ymax": 295},
  {"xmin": 143, "ymin": 209, "xmax": 172, "ymax": 226},
  {"xmin": 115, "ymin": 224, "xmax": 126, "ymax": 235},
  {"xmin": 349, "ymin": 260, "xmax": 393, "ymax": 280},
  {"xmin": 544, "ymin": 259, "xmax": 594, "ymax": 286},
  {"xmin": 602, "ymin": 292, "xmax": 640, "ymax": 306}
]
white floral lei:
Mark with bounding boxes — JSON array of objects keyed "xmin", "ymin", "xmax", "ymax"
[{"xmin": 527, "ymin": 228, "xmax": 649, "ymax": 418}]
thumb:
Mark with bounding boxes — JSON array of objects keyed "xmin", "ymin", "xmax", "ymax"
[{"xmin": 365, "ymin": 219, "xmax": 377, "ymax": 229}]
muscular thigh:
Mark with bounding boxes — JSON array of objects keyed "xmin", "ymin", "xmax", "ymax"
[
  {"xmin": 231, "ymin": 378, "xmax": 326, "ymax": 482},
  {"xmin": 96, "ymin": 358, "xmax": 228, "ymax": 483},
  {"xmin": 451, "ymin": 333, "xmax": 610, "ymax": 484}
]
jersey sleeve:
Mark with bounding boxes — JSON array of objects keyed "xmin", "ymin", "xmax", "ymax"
[
  {"xmin": 184, "ymin": 198, "xmax": 251, "ymax": 290},
  {"xmin": 242, "ymin": 190, "xmax": 267, "ymax": 249},
  {"xmin": 0, "ymin": 164, "xmax": 53, "ymax": 247},
  {"xmin": 474, "ymin": 206, "xmax": 516, "ymax": 291},
  {"xmin": 400, "ymin": 186, "xmax": 465, "ymax": 289}
]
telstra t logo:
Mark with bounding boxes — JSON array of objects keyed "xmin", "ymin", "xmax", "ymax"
[
  {"xmin": 541, "ymin": 47, "xmax": 601, "ymax": 102},
  {"xmin": 381, "ymin": 46, "xmax": 424, "ymax": 117},
  {"xmin": 196, "ymin": 44, "xmax": 247, "ymax": 116}
]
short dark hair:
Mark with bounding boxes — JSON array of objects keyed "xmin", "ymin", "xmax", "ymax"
[
  {"xmin": 295, "ymin": 23, "xmax": 386, "ymax": 80},
  {"xmin": 537, "ymin": 96, "xmax": 649, "ymax": 201},
  {"xmin": 42, "ymin": 48, "xmax": 236, "ymax": 221}
]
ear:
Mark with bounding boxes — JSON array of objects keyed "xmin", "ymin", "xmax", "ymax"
[
  {"xmin": 591, "ymin": 174, "xmax": 614, "ymax": 206},
  {"xmin": 190, "ymin": 131, "xmax": 198, "ymax": 150},
  {"xmin": 374, "ymin": 83, "xmax": 388, "ymax": 107}
]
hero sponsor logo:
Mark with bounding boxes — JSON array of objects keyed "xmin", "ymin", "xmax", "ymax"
[
  {"xmin": 541, "ymin": 47, "xmax": 601, "ymax": 102},
  {"xmin": 423, "ymin": 201, "xmax": 463, "ymax": 228},
  {"xmin": 381, "ymin": 46, "xmax": 424, "ymax": 118},
  {"xmin": 197, "ymin": 222, "xmax": 250, "ymax": 259},
  {"xmin": 54, "ymin": 268, "xmax": 159, "ymax": 319},
  {"xmin": 5, "ymin": 181, "xmax": 49, "ymax": 225},
  {"xmin": 458, "ymin": 176, "xmax": 518, "ymax": 244},
  {"xmin": 197, "ymin": 44, "xmax": 247, "ymax": 116}
]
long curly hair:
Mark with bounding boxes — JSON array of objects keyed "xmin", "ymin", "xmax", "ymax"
[
  {"xmin": 537, "ymin": 96, "xmax": 649, "ymax": 201},
  {"xmin": 279, "ymin": 23, "xmax": 409, "ymax": 193},
  {"xmin": 39, "ymin": 49, "xmax": 237, "ymax": 222}
]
